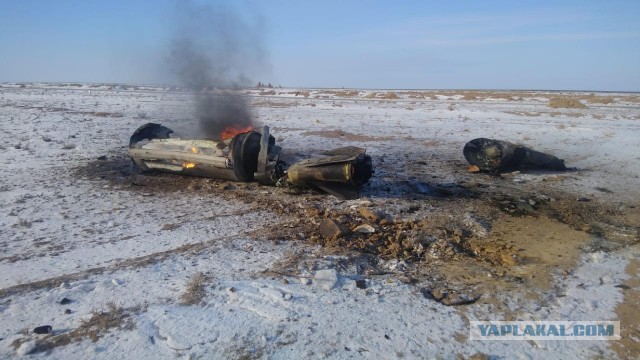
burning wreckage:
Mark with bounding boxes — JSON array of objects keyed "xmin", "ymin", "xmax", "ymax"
[{"xmin": 128, "ymin": 123, "xmax": 374, "ymax": 199}]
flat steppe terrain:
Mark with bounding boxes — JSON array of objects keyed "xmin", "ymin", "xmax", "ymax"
[{"xmin": 1, "ymin": 83, "xmax": 639, "ymax": 358}]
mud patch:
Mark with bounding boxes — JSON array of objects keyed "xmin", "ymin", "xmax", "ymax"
[
  {"xmin": 480, "ymin": 216, "xmax": 588, "ymax": 289},
  {"xmin": 612, "ymin": 258, "xmax": 640, "ymax": 358},
  {"xmin": 414, "ymin": 215, "xmax": 589, "ymax": 315}
]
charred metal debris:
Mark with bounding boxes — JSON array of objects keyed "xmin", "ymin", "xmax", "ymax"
[
  {"xmin": 464, "ymin": 138, "xmax": 568, "ymax": 174},
  {"xmin": 128, "ymin": 123, "xmax": 374, "ymax": 199}
]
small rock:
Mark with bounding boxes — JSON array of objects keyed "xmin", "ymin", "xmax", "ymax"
[
  {"xmin": 300, "ymin": 277, "xmax": 311, "ymax": 285},
  {"xmin": 406, "ymin": 205, "xmax": 421, "ymax": 213},
  {"xmin": 356, "ymin": 199, "xmax": 373, "ymax": 207},
  {"xmin": 468, "ymin": 352, "xmax": 490, "ymax": 360},
  {"xmin": 97, "ymin": 155, "xmax": 107, "ymax": 160},
  {"xmin": 358, "ymin": 207, "xmax": 381, "ymax": 222},
  {"xmin": 131, "ymin": 174, "xmax": 147, "ymax": 186},
  {"xmin": 222, "ymin": 184, "xmax": 237, "ymax": 191},
  {"xmin": 64, "ymin": 309, "xmax": 72, "ymax": 314},
  {"xmin": 467, "ymin": 165, "xmax": 481, "ymax": 173},
  {"xmin": 577, "ymin": 197, "xmax": 591, "ymax": 202},
  {"xmin": 161, "ymin": 223, "xmax": 180, "ymax": 231},
  {"xmin": 379, "ymin": 215, "xmax": 394, "ymax": 225},
  {"xmin": 516, "ymin": 200, "xmax": 535, "ymax": 213},
  {"xmin": 33, "ymin": 325, "xmax": 52, "ymax": 334},
  {"xmin": 59, "ymin": 298, "xmax": 71, "ymax": 305},
  {"xmin": 424, "ymin": 288, "xmax": 480, "ymax": 306},
  {"xmin": 187, "ymin": 184, "xmax": 202, "ymax": 191},
  {"xmin": 281, "ymin": 278, "xmax": 289, "ymax": 285},
  {"xmin": 319, "ymin": 219, "xmax": 348, "ymax": 239},
  {"xmin": 430, "ymin": 288, "xmax": 445, "ymax": 301},
  {"xmin": 284, "ymin": 293, "xmax": 292, "ymax": 300},
  {"xmin": 355, "ymin": 279, "xmax": 367, "ymax": 289},
  {"xmin": 314, "ymin": 269, "xmax": 338, "ymax": 291},
  {"xmin": 42, "ymin": 136, "xmax": 52, "ymax": 142},
  {"xmin": 354, "ymin": 224, "xmax": 376, "ymax": 234},
  {"xmin": 441, "ymin": 293, "xmax": 480, "ymax": 306}
]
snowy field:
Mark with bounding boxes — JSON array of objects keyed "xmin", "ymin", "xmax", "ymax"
[{"xmin": 1, "ymin": 83, "xmax": 639, "ymax": 359}]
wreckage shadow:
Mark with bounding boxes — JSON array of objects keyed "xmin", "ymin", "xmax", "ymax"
[
  {"xmin": 479, "ymin": 167, "xmax": 585, "ymax": 178},
  {"xmin": 360, "ymin": 178, "xmax": 477, "ymax": 200},
  {"xmin": 75, "ymin": 155, "xmax": 477, "ymax": 200}
]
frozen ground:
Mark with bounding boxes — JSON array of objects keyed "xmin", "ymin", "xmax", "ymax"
[{"xmin": 1, "ymin": 83, "xmax": 639, "ymax": 359}]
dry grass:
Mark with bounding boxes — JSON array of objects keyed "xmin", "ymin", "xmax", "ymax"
[
  {"xmin": 335, "ymin": 90, "xmax": 360, "ymax": 97},
  {"xmin": 401, "ymin": 91, "xmax": 439, "ymax": 100},
  {"xmin": 11, "ymin": 302, "xmax": 136, "ymax": 355},
  {"xmin": 424, "ymin": 90, "xmax": 532, "ymax": 101},
  {"xmin": 180, "ymin": 272, "xmax": 208, "ymax": 305},
  {"xmin": 504, "ymin": 111, "xmax": 543, "ymax": 117},
  {"xmin": 547, "ymin": 97, "xmax": 588, "ymax": 109},
  {"xmin": 402, "ymin": 91, "xmax": 425, "ymax": 99},
  {"xmin": 319, "ymin": 90, "xmax": 360, "ymax": 97},
  {"xmin": 545, "ymin": 111, "xmax": 584, "ymax": 118},
  {"xmin": 363, "ymin": 91, "xmax": 399, "ymax": 100},
  {"xmin": 381, "ymin": 91, "xmax": 399, "ymax": 99},
  {"xmin": 583, "ymin": 94, "xmax": 616, "ymax": 104},
  {"xmin": 251, "ymin": 100, "xmax": 294, "ymax": 108},
  {"xmin": 626, "ymin": 96, "xmax": 640, "ymax": 104},
  {"xmin": 79, "ymin": 302, "xmax": 135, "ymax": 341},
  {"xmin": 291, "ymin": 91, "xmax": 310, "ymax": 97}
]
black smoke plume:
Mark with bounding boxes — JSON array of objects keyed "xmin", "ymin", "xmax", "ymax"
[{"xmin": 166, "ymin": 2, "xmax": 268, "ymax": 139}]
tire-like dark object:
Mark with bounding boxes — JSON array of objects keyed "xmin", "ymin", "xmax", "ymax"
[{"xmin": 230, "ymin": 131, "xmax": 275, "ymax": 181}]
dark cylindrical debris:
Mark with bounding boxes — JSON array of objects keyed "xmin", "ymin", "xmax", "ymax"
[
  {"xmin": 287, "ymin": 151, "xmax": 373, "ymax": 200},
  {"xmin": 33, "ymin": 325, "xmax": 52, "ymax": 334},
  {"xmin": 463, "ymin": 138, "xmax": 566, "ymax": 173}
]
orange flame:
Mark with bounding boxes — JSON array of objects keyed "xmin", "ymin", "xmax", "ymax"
[
  {"xmin": 183, "ymin": 162, "xmax": 196, "ymax": 169},
  {"xmin": 191, "ymin": 147, "xmax": 198, "ymax": 153},
  {"xmin": 220, "ymin": 125, "xmax": 254, "ymax": 141}
]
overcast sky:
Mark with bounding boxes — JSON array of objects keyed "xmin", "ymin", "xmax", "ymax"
[{"xmin": 1, "ymin": 0, "xmax": 639, "ymax": 91}]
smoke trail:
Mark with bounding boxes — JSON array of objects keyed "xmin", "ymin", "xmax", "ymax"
[{"xmin": 166, "ymin": 1, "xmax": 268, "ymax": 139}]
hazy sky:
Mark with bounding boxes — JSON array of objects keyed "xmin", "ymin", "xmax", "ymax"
[{"xmin": 1, "ymin": 0, "xmax": 639, "ymax": 91}]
